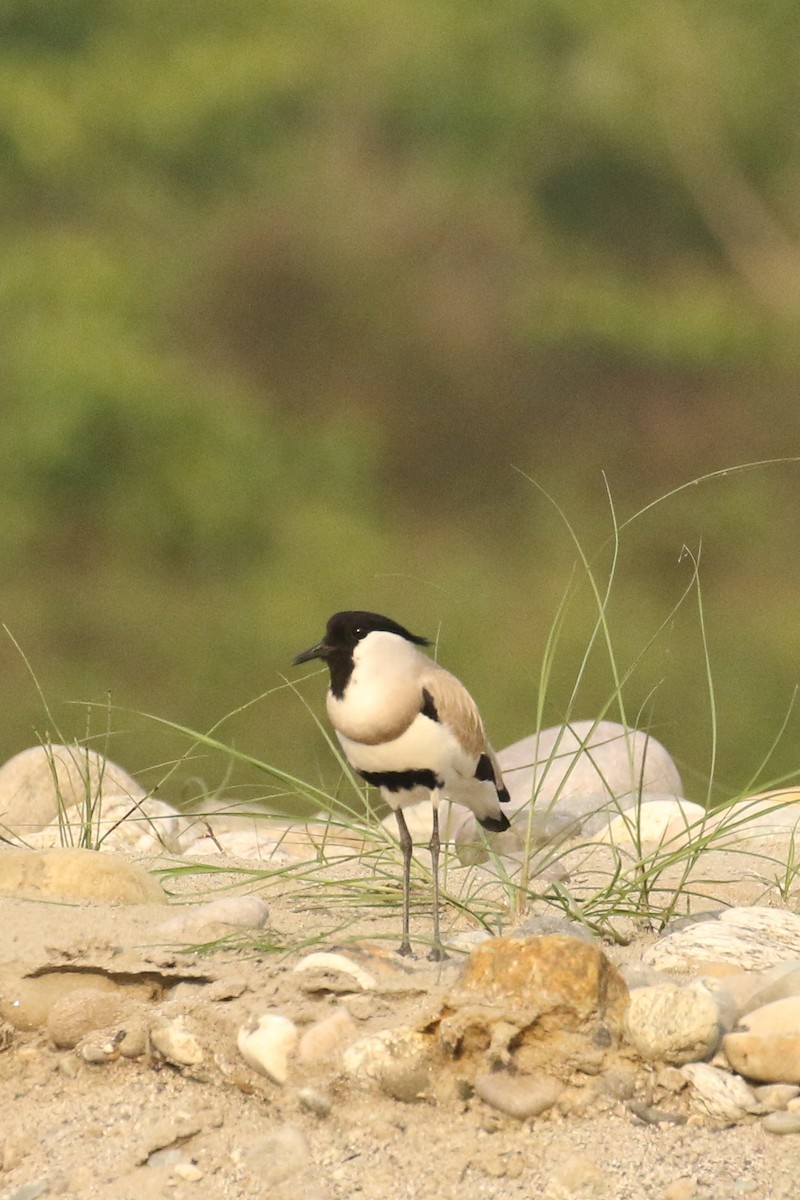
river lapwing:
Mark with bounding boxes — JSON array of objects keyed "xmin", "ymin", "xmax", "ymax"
[{"xmin": 293, "ymin": 610, "xmax": 510, "ymax": 958}]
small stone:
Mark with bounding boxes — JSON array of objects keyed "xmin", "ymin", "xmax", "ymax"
[
  {"xmin": 656, "ymin": 1067, "xmax": 688, "ymax": 1094},
  {"xmin": 599, "ymin": 1064, "xmax": 638, "ymax": 1100},
  {"xmin": 297, "ymin": 1086, "xmax": 332, "ymax": 1117},
  {"xmin": 6, "ymin": 1182, "xmax": 50, "ymax": 1200},
  {"xmin": 79, "ymin": 1032, "xmax": 124, "ymax": 1064},
  {"xmin": 242, "ymin": 1125, "xmax": 309, "ymax": 1184},
  {"xmin": 237, "ymin": 1013, "xmax": 298, "ymax": 1085},
  {"xmin": 172, "ymin": 1162, "xmax": 204, "ymax": 1181},
  {"xmin": 681, "ymin": 1063, "xmax": 762, "ymax": 1122},
  {"xmin": 298, "ymin": 1007, "xmax": 355, "ymax": 1064},
  {"xmin": 380, "ymin": 1061, "xmax": 431, "ymax": 1103},
  {"xmin": 625, "ymin": 980, "xmax": 730, "ymax": 1065},
  {"xmin": 547, "ymin": 1155, "xmax": 609, "ymax": 1197},
  {"xmin": 150, "ymin": 1017, "xmax": 204, "ymax": 1067},
  {"xmin": 475, "ymin": 1071, "xmax": 563, "ymax": 1119},
  {"xmin": 762, "ymin": 1110, "xmax": 800, "ymax": 1134},
  {"xmin": 754, "ymin": 1084, "xmax": 800, "ymax": 1111},
  {"xmin": 158, "ymin": 895, "xmax": 269, "ymax": 941},
  {"xmin": 663, "ymin": 1182, "xmax": 699, "ymax": 1200}
]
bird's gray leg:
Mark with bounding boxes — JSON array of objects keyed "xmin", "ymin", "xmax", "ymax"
[
  {"xmin": 428, "ymin": 793, "xmax": 446, "ymax": 961},
  {"xmin": 395, "ymin": 808, "xmax": 413, "ymax": 957}
]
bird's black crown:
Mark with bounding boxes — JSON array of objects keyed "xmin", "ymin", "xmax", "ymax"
[{"xmin": 325, "ymin": 610, "xmax": 430, "ymax": 650}]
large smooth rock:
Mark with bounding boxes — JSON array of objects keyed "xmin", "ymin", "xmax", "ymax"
[
  {"xmin": 0, "ymin": 847, "xmax": 165, "ymax": 904},
  {"xmin": 724, "ymin": 997, "xmax": 800, "ymax": 1083},
  {"xmin": 19, "ymin": 795, "xmax": 188, "ymax": 854},
  {"xmin": 454, "ymin": 720, "xmax": 683, "ymax": 861},
  {"xmin": 644, "ymin": 908, "xmax": 800, "ymax": 974},
  {"xmin": 0, "ymin": 744, "xmax": 146, "ymax": 835},
  {"xmin": 625, "ymin": 979, "xmax": 734, "ymax": 1065}
]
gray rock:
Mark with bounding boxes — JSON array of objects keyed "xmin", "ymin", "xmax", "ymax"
[
  {"xmin": 762, "ymin": 1110, "xmax": 800, "ymax": 1134},
  {"xmin": 740, "ymin": 963, "xmax": 800, "ymax": 1015},
  {"xmin": 475, "ymin": 1071, "xmax": 564, "ymax": 1119},
  {"xmin": 242, "ymin": 1125, "xmax": 310, "ymax": 1184},
  {"xmin": 509, "ymin": 913, "xmax": 596, "ymax": 942}
]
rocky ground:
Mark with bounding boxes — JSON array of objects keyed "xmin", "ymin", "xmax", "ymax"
[{"xmin": 3, "ymin": 732, "xmax": 800, "ymax": 1200}]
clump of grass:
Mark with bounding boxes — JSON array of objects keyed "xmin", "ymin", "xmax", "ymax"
[{"xmin": 5, "ymin": 462, "xmax": 800, "ymax": 957}]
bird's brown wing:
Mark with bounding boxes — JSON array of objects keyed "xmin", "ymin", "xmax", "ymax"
[{"xmin": 419, "ymin": 667, "xmax": 488, "ymax": 758}]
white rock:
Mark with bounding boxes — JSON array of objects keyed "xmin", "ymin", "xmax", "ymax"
[
  {"xmin": 644, "ymin": 908, "xmax": 800, "ymax": 974},
  {"xmin": 0, "ymin": 744, "xmax": 146, "ymax": 835},
  {"xmin": 293, "ymin": 952, "xmax": 377, "ymax": 993},
  {"xmin": 158, "ymin": 895, "xmax": 269, "ymax": 940},
  {"xmin": 342, "ymin": 1027, "xmax": 430, "ymax": 1086},
  {"xmin": 454, "ymin": 721, "xmax": 682, "ymax": 861},
  {"xmin": 625, "ymin": 979, "xmax": 732, "ymax": 1065},
  {"xmin": 599, "ymin": 800, "xmax": 706, "ymax": 848},
  {"xmin": 237, "ymin": 1013, "xmax": 298, "ymax": 1085},
  {"xmin": 150, "ymin": 1017, "xmax": 204, "ymax": 1067},
  {"xmin": 681, "ymin": 1063, "xmax": 762, "ymax": 1122},
  {"xmin": 23, "ymin": 795, "xmax": 188, "ymax": 854}
]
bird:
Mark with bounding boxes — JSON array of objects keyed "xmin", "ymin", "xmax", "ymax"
[{"xmin": 293, "ymin": 610, "xmax": 510, "ymax": 959}]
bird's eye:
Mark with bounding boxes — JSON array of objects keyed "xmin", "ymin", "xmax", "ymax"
[{"xmin": 354, "ymin": 627, "xmax": 365, "ymax": 637}]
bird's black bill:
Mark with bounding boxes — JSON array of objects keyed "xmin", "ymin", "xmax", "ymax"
[{"xmin": 292, "ymin": 641, "xmax": 327, "ymax": 665}]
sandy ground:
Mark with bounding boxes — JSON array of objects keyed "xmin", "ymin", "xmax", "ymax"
[{"xmin": 1, "ymin": 851, "xmax": 799, "ymax": 1200}]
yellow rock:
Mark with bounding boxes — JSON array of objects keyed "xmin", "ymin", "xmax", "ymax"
[{"xmin": 0, "ymin": 847, "xmax": 165, "ymax": 904}]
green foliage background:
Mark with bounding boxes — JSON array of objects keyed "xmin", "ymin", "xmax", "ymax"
[{"xmin": 2, "ymin": 0, "xmax": 800, "ymax": 806}]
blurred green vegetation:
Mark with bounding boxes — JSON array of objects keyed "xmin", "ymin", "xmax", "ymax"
[{"xmin": 2, "ymin": 0, "xmax": 800, "ymax": 807}]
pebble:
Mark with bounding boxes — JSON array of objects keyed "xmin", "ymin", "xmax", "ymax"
[
  {"xmin": 753, "ymin": 1083, "xmax": 800, "ymax": 1111},
  {"xmin": 298, "ymin": 1006, "xmax": 355, "ymax": 1064},
  {"xmin": 150, "ymin": 1017, "xmax": 205, "ymax": 1067},
  {"xmin": 6, "ymin": 1182, "xmax": 51, "ymax": 1200},
  {"xmin": 624, "ymin": 979, "xmax": 731, "ymax": 1065},
  {"xmin": 475, "ymin": 1071, "xmax": 564, "ymax": 1119},
  {"xmin": 158, "ymin": 895, "xmax": 270, "ymax": 941},
  {"xmin": 680, "ymin": 1063, "xmax": 762, "ymax": 1122},
  {"xmin": 762, "ymin": 1110, "xmax": 800, "ymax": 1134},
  {"xmin": 240, "ymin": 1124, "xmax": 310, "ymax": 1184},
  {"xmin": 237, "ymin": 1013, "xmax": 298, "ymax": 1084},
  {"xmin": 297, "ymin": 1085, "xmax": 333, "ymax": 1117}
]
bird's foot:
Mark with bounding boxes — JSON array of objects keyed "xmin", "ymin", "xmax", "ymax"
[
  {"xmin": 397, "ymin": 941, "xmax": 414, "ymax": 958},
  {"xmin": 427, "ymin": 946, "xmax": 448, "ymax": 962}
]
